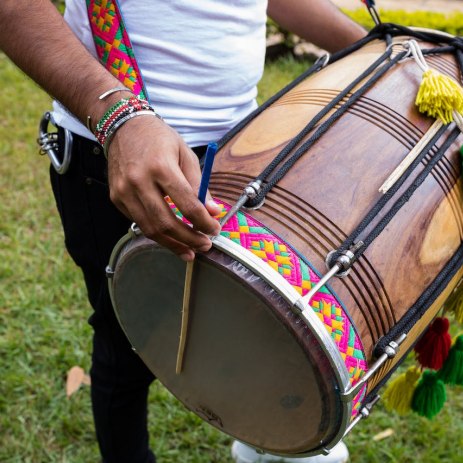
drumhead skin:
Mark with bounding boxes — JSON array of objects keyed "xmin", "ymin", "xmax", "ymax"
[{"xmin": 110, "ymin": 237, "xmax": 347, "ymax": 455}]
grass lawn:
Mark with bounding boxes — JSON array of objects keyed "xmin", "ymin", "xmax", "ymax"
[{"xmin": 1, "ymin": 52, "xmax": 462, "ymax": 462}]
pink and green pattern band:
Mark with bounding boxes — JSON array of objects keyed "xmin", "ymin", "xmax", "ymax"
[
  {"xmin": 87, "ymin": 0, "xmax": 148, "ymax": 99},
  {"xmin": 169, "ymin": 199, "xmax": 369, "ymax": 417}
]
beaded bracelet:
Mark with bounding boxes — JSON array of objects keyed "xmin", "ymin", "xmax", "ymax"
[
  {"xmin": 86, "ymin": 87, "xmax": 134, "ymax": 131},
  {"xmin": 103, "ymin": 110, "xmax": 159, "ymax": 158},
  {"xmin": 94, "ymin": 96, "xmax": 161, "ymax": 148}
]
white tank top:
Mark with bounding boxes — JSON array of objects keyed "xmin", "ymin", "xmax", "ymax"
[{"xmin": 52, "ymin": 0, "xmax": 268, "ymax": 146}]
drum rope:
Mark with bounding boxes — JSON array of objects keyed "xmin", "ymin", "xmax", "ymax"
[
  {"xmin": 355, "ymin": 127, "xmax": 460, "ymax": 250},
  {"xmin": 246, "ymin": 48, "xmax": 404, "ymax": 208},
  {"xmin": 246, "ymin": 35, "xmax": 463, "ymax": 209},
  {"xmin": 456, "ymin": 48, "xmax": 463, "ymax": 80},
  {"xmin": 327, "ymin": 123, "xmax": 452, "ymax": 265},
  {"xmin": 251, "ymin": 48, "xmax": 395, "ymax": 188},
  {"xmin": 372, "ymin": 23, "xmax": 463, "ymax": 48},
  {"xmin": 377, "ymin": 243, "xmax": 463, "ymax": 356}
]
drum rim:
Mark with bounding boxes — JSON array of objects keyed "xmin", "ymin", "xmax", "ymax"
[
  {"xmin": 211, "ymin": 234, "xmax": 352, "ymax": 453},
  {"xmin": 107, "ymin": 230, "xmax": 352, "ymax": 454}
]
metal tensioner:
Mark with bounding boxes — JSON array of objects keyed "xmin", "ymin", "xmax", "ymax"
[
  {"xmin": 293, "ymin": 241, "xmax": 364, "ymax": 314},
  {"xmin": 218, "ymin": 180, "xmax": 263, "ymax": 228}
]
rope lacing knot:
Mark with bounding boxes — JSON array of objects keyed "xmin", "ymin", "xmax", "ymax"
[
  {"xmin": 450, "ymin": 38, "xmax": 463, "ymax": 52},
  {"xmin": 369, "ymin": 22, "xmax": 397, "ymax": 39}
]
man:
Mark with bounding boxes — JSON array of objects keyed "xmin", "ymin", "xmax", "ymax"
[{"xmin": 0, "ymin": 1, "xmax": 365, "ymax": 462}]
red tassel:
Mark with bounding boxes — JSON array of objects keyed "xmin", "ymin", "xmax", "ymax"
[{"xmin": 414, "ymin": 317, "xmax": 451, "ymax": 370}]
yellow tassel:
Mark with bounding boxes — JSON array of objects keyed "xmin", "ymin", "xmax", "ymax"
[
  {"xmin": 455, "ymin": 304, "xmax": 463, "ymax": 325},
  {"xmin": 383, "ymin": 366, "xmax": 421, "ymax": 415},
  {"xmin": 415, "ymin": 69, "xmax": 463, "ymax": 124},
  {"xmin": 443, "ymin": 287, "xmax": 463, "ymax": 325}
]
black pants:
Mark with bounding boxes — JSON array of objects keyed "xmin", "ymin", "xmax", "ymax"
[{"xmin": 51, "ymin": 131, "xmax": 188, "ymax": 462}]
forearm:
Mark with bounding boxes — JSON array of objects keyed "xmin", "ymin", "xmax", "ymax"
[
  {"xmin": 267, "ymin": 0, "xmax": 366, "ymax": 53},
  {"xmin": 0, "ymin": 0, "xmax": 126, "ymax": 127}
]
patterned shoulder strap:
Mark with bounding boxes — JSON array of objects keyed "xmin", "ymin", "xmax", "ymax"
[{"xmin": 86, "ymin": 0, "xmax": 148, "ymax": 99}]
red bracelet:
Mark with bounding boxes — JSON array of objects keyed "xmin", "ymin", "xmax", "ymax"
[{"xmin": 94, "ymin": 97, "xmax": 155, "ymax": 146}]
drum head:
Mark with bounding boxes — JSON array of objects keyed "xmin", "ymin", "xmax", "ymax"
[{"xmin": 111, "ymin": 238, "xmax": 346, "ymax": 455}]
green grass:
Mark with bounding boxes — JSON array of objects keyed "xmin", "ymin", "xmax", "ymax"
[{"xmin": 1, "ymin": 52, "xmax": 463, "ymax": 462}]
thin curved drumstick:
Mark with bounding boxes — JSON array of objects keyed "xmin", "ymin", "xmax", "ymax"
[
  {"xmin": 175, "ymin": 142, "xmax": 218, "ymax": 374},
  {"xmin": 176, "ymin": 260, "xmax": 195, "ymax": 374}
]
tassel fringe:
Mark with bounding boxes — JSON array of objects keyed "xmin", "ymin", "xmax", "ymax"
[
  {"xmin": 438, "ymin": 335, "xmax": 463, "ymax": 386},
  {"xmin": 383, "ymin": 366, "xmax": 421, "ymax": 415},
  {"xmin": 415, "ymin": 69, "xmax": 463, "ymax": 124},
  {"xmin": 414, "ymin": 317, "xmax": 451, "ymax": 370},
  {"xmin": 443, "ymin": 287, "xmax": 463, "ymax": 325},
  {"xmin": 411, "ymin": 371, "xmax": 447, "ymax": 419}
]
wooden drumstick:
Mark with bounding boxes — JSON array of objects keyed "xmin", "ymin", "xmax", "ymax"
[
  {"xmin": 176, "ymin": 142, "xmax": 218, "ymax": 375},
  {"xmin": 379, "ymin": 120, "xmax": 443, "ymax": 194},
  {"xmin": 176, "ymin": 260, "xmax": 195, "ymax": 374}
]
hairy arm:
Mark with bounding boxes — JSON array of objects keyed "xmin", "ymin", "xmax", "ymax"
[
  {"xmin": 267, "ymin": 0, "xmax": 367, "ymax": 53},
  {"xmin": 0, "ymin": 0, "xmax": 118, "ymax": 125},
  {"xmin": 0, "ymin": 0, "xmax": 220, "ymax": 261}
]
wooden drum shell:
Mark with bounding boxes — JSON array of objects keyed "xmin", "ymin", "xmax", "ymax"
[
  {"xmin": 209, "ymin": 38, "xmax": 463, "ymax": 390},
  {"xmin": 109, "ymin": 35, "xmax": 463, "ymax": 456}
]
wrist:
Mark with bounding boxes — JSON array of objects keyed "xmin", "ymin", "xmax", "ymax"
[
  {"xmin": 91, "ymin": 95, "xmax": 162, "ymax": 158},
  {"xmin": 86, "ymin": 86, "xmax": 135, "ymax": 132}
]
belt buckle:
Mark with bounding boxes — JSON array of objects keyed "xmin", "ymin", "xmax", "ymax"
[{"xmin": 37, "ymin": 112, "xmax": 73, "ymax": 175}]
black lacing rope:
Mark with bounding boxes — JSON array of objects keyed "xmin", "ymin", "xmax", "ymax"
[
  {"xmin": 251, "ymin": 48, "xmax": 395, "ymax": 187},
  {"xmin": 456, "ymin": 48, "xmax": 463, "ymax": 82},
  {"xmin": 327, "ymin": 123, "xmax": 453, "ymax": 265},
  {"xmin": 357, "ymin": 128, "xmax": 460, "ymax": 249},
  {"xmin": 370, "ymin": 23, "xmax": 463, "ymax": 48},
  {"xmin": 247, "ymin": 49, "xmax": 405, "ymax": 208},
  {"xmin": 362, "ymin": 236, "xmax": 463, "ymax": 405}
]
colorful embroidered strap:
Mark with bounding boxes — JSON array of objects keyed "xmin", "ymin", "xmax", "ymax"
[{"xmin": 86, "ymin": 0, "xmax": 148, "ymax": 99}]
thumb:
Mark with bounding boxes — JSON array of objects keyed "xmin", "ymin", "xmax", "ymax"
[{"xmin": 205, "ymin": 195, "xmax": 222, "ymax": 217}]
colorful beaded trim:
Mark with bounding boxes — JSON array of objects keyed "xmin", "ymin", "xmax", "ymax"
[
  {"xmin": 169, "ymin": 199, "xmax": 368, "ymax": 417},
  {"xmin": 87, "ymin": 0, "xmax": 148, "ymax": 99}
]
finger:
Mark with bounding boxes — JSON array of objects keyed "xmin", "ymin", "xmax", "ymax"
[
  {"xmin": 171, "ymin": 147, "xmax": 221, "ymax": 235},
  {"xmin": 111, "ymin": 177, "xmax": 208, "ymax": 258},
  {"xmin": 205, "ymin": 195, "xmax": 222, "ymax": 217},
  {"xmin": 137, "ymin": 181, "xmax": 215, "ymax": 251}
]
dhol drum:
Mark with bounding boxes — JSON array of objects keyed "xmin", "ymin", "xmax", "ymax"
[{"xmin": 107, "ymin": 26, "xmax": 463, "ymax": 457}]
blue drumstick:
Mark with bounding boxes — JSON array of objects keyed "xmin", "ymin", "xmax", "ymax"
[{"xmin": 198, "ymin": 142, "xmax": 218, "ymax": 204}]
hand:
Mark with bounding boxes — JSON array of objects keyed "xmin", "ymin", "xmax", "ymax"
[{"xmin": 107, "ymin": 115, "xmax": 222, "ymax": 261}]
